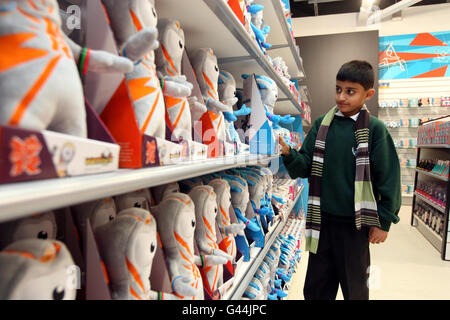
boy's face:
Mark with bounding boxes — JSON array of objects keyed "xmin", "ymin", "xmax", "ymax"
[{"xmin": 335, "ymin": 80, "xmax": 375, "ymax": 117}]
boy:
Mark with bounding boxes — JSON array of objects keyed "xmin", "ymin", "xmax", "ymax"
[{"xmin": 279, "ymin": 60, "xmax": 401, "ymax": 300}]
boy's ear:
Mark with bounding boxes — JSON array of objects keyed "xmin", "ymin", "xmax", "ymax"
[{"xmin": 365, "ymin": 88, "xmax": 376, "ymax": 101}]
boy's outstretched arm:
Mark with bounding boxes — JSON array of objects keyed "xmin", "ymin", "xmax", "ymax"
[{"xmin": 279, "ymin": 117, "xmax": 321, "ymax": 179}]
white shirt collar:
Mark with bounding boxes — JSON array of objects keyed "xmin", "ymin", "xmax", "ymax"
[{"xmin": 335, "ymin": 110, "xmax": 360, "ymax": 121}]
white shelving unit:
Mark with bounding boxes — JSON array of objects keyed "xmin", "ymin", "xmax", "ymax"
[
  {"xmin": 156, "ymin": 0, "xmax": 306, "ymax": 116},
  {"xmin": 0, "ymin": 0, "xmax": 310, "ymax": 301},
  {"xmin": 378, "ymin": 77, "xmax": 450, "ymax": 205},
  {"xmin": 224, "ymin": 184, "xmax": 304, "ymax": 300},
  {"xmin": 0, "ymin": 154, "xmax": 278, "ymax": 223}
]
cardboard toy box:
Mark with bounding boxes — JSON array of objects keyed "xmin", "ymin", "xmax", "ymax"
[{"xmin": 0, "ymin": 102, "xmax": 120, "ymax": 184}]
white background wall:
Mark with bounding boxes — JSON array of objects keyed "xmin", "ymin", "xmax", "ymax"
[{"xmin": 292, "ymin": 3, "xmax": 450, "ymax": 38}]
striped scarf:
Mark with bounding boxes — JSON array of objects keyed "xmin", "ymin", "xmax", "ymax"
[{"xmin": 305, "ymin": 105, "xmax": 381, "ymax": 254}]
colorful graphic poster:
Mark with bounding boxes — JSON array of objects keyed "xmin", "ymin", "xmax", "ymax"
[{"xmin": 379, "ymin": 31, "xmax": 450, "ymax": 80}]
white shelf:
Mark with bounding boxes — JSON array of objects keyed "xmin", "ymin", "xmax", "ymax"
[
  {"xmin": 261, "ymin": 0, "xmax": 305, "ymax": 78},
  {"xmin": 155, "ymin": 0, "xmax": 304, "ymax": 116},
  {"xmin": 225, "ymin": 184, "xmax": 304, "ymax": 300},
  {"xmin": 416, "ymin": 168, "xmax": 449, "ymax": 182},
  {"xmin": 418, "ymin": 144, "xmax": 450, "ymax": 149},
  {"xmin": 413, "ymin": 214, "xmax": 443, "ymax": 253},
  {"xmin": 0, "ymin": 154, "xmax": 280, "ymax": 223},
  {"xmin": 414, "ymin": 192, "xmax": 446, "ymax": 214}
]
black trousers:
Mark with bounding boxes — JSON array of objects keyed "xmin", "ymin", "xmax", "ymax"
[{"xmin": 303, "ymin": 216, "xmax": 370, "ymax": 300}]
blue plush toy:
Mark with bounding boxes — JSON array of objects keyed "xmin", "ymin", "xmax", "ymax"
[
  {"xmin": 247, "ymin": 4, "xmax": 272, "ymax": 54},
  {"xmin": 241, "ymin": 74, "xmax": 295, "ymax": 132}
]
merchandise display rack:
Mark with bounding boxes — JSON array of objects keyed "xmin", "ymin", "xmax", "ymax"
[
  {"xmin": 196, "ymin": 0, "xmax": 305, "ymax": 116},
  {"xmin": 0, "ymin": 154, "xmax": 279, "ymax": 223},
  {"xmin": 378, "ymin": 78, "xmax": 450, "ymax": 204},
  {"xmin": 411, "ymin": 117, "xmax": 450, "ymax": 260},
  {"xmin": 0, "ymin": 0, "xmax": 311, "ymax": 300},
  {"xmin": 225, "ymin": 183, "xmax": 304, "ymax": 300}
]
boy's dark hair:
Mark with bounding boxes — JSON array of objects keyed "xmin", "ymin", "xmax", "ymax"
[{"xmin": 336, "ymin": 60, "xmax": 374, "ymax": 90}]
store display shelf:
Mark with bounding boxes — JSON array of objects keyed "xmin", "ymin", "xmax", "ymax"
[
  {"xmin": 225, "ymin": 184, "xmax": 303, "ymax": 300},
  {"xmin": 0, "ymin": 154, "xmax": 280, "ymax": 223},
  {"xmin": 261, "ymin": 0, "xmax": 306, "ymax": 78},
  {"xmin": 418, "ymin": 144, "xmax": 450, "ymax": 149},
  {"xmin": 201, "ymin": 0, "xmax": 303, "ymax": 114},
  {"xmin": 402, "ymin": 193, "xmax": 414, "ymax": 198},
  {"xmin": 414, "ymin": 192, "xmax": 446, "ymax": 214},
  {"xmin": 416, "ymin": 168, "xmax": 449, "ymax": 182},
  {"xmin": 414, "ymin": 214, "xmax": 443, "ymax": 253},
  {"xmin": 379, "ymin": 106, "xmax": 448, "ymax": 109}
]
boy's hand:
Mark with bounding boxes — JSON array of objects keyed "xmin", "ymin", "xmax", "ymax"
[
  {"xmin": 369, "ymin": 227, "xmax": 388, "ymax": 244},
  {"xmin": 279, "ymin": 136, "xmax": 290, "ymax": 156}
]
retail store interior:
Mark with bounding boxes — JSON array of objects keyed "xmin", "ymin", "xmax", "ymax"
[{"xmin": 0, "ymin": 0, "xmax": 449, "ymax": 301}]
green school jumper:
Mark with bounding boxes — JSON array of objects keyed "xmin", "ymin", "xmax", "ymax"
[{"xmin": 282, "ymin": 113, "xmax": 401, "ymax": 231}]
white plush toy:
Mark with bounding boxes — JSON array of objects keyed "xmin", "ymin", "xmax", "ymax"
[
  {"xmin": 95, "ymin": 207, "xmax": 178, "ymax": 300},
  {"xmin": 243, "ymin": 277, "xmax": 265, "ymax": 300},
  {"xmin": 151, "ymin": 182, "xmax": 180, "ymax": 205},
  {"xmin": 208, "ymin": 178, "xmax": 245, "ymax": 266},
  {"xmin": 178, "ymin": 177, "xmax": 203, "ymax": 194},
  {"xmin": 192, "ymin": 48, "xmax": 231, "ymax": 143},
  {"xmin": 0, "ymin": 211, "xmax": 57, "ymax": 250},
  {"xmin": 115, "ymin": 189, "xmax": 153, "ymax": 212},
  {"xmin": 188, "ymin": 185, "xmax": 232, "ymax": 295},
  {"xmin": 71, "ymin": 198, "xmax": 117, "ymax": 250},
  {"xmin": 218, "ymin": 70, "xmax": 251, "ymax": 153},
  {"xmin": 242, "ymin": 74, "xmax": 295, "ymax": 132},
  {"xmin": 155, "ymin": 18, "xmax": 206, "ymax": 142},
  {"xmin": 232, "ymin": 170, "xmax": 266, "ymax": 246},
  {"xmin": 247, "ymin": 4, "xmax": 272, "ymax": 54},
  {"xmin": 102, "ymin": 0, "xmax": 191, "ymax": 139},
  {"xmin": 0, "ymin": 0, "xmax": 133, "ymax": 138},
  {"xmin": 216, "ymin": 173, "xmax": 260, "ymax": 261},
  {"xmin": 152, "ymin": 192, "xmax": 227, "ymax": 300},
  {"xmin": 0, "ymin": 239, "xmax": 77, "ymax": 299}
]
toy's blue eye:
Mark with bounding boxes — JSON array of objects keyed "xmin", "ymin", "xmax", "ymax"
[
  {"xmin": 152, "ymin": 7, "xmax": 156, "ymax": 18},
  {"xmin": 150, "ymin": 243, "xmax": 155, "ymax": 253},
  {"xmin": 179, "ymin": 40, "xmax": 183, "ymax": 49},
  {"xmin": 191, "ymin": 220, "xmax": 195, "ymax": 228},
  {"xmin": 134, "ymin": 202, "xmax": 141, "ymax": 208},
  {"xmin": 109, "ymin": 215, "xmax": 114, "ymax": 221},
  {"xmin": 215, "ymin": 65, "xmax": 218, "ymax": 72}
]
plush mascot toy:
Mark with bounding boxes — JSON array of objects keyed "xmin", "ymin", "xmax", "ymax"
[
  {"xmin": 151, "ymin": 182, "xmax": 180, "ymax": 205},
  {"xmin": 0, "ymin": 211, "xmax": 57, "ymax": 250},
  {"xmin": 232, "ymin": 170, "xmax": 266, "ymax": 247},
  {"xmin": 0, "ymin": 239, "xmax": 77, "ymax": 299},
  {"xmin": 242, "ymin": 74, "xmax": 295, "ymax": 131},
  {"xmin": 217, "ymin": 70, "xmax": 251, "ymax": 153},
  {"xmin": 192, "ymin": 48, "xmax": 233, "ymax": 144},
  {"xmin": 0, "ymin": 0, "xmax": 133, "ymax": 137},
  {"xmin": 95, "ymin": 207, "xmax": 178, "ymax": 300},
  {"xmin": 188, "ymin": 185, "xmax": 232, "ymax": 296},
  {"xmin": 215, "ymin": 173, "xmax": 259, "ymax": 261},
  {"xmin": 72, "ymin": 197, "xmax": 117, "ymax": 250},
  {"xmin": 247, "ymin": 4, "xmax": 272, "ymax": 55},
  {"xmin": 152, "ymin": 192, "xmax": 228, "ymax": 300},
  {"xmin": 208, "ymin": 178, "xmax": 245, "ymax": 270},
  {"xmin": 115, "ymin": 189, "xmax": 153, "ymax": 212},
  {"xmin": 155, "ymin": 19, "xmax": 206, "ymax": 143},
  {"xmin": 102, "ymin": 0, "xmax": 191, "ymax": 139}
]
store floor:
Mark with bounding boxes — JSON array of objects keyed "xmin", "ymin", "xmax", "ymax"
[{"xmin": 286, "ymin": 205, "xmax": 450, "ymax": 300}]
